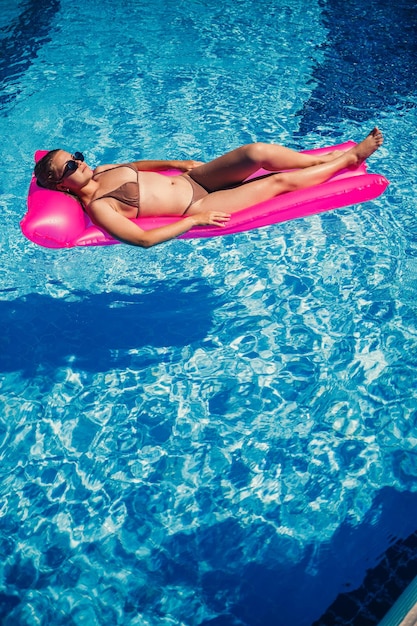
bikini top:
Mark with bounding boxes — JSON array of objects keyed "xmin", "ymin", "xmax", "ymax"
[{"xmin": 92, "ymin": 164, "xmax": 140, "ymax": 216}]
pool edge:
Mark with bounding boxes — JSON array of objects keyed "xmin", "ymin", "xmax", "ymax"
[{"xmin": 379, "ymin": 576, "xmax": 417, "ymax": 626}]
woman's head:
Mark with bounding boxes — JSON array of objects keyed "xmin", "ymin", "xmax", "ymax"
[
  {"xmin": 34, "ymin": 149, "xmax": 61, "ymax": 189},
  {"xmin": 34, "ymin": 150, "xmax": 85, "ymax": 190}
]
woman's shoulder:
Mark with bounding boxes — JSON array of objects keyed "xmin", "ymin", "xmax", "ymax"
[
  {"xmin": 93, "ymin": 163, "xmax": 137, "ymax": 176},
  {"xmin": 93, "ymin": 163, "xmax": 119, "ymax": 175}
]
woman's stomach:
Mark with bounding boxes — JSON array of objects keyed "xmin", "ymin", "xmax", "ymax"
[{"xmin": 138, "ymin": 172, "xmax": 194, "ymax": 216}]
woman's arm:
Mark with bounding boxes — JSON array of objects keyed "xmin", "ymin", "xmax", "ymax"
[
  {"xmin": 129, "ymin": 159, "xmax": 203, "ymax": 172},
  {"xmin": 88, "ymin": 201, "xmax": 230, "ymax": 248}
]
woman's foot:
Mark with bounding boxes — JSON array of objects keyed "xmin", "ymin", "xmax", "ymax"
[{"xmin": 347, "ymin": 127, "xmax": 384, "ymax": 168}]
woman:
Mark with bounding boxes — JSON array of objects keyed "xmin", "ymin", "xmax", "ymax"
[{"xmin": 34, "ymin": 127, "xmax": 383, "ymax": 248}]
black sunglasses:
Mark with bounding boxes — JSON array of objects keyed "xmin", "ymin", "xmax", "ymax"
[{"xmin": 55, "ymin": 152, "xmax": 84, "ymax": 183}]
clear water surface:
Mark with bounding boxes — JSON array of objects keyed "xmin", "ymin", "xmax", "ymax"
[{"xmin": 0, "ymin": 0, "xmax": 417, "ymax": 624}]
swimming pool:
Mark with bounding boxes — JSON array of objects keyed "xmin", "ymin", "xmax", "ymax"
[{"xmin": 1, "ymin": 0, "xmax": 417, "ymax": 624}]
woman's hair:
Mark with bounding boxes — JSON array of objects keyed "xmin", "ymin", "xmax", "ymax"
[{"xmin": 34, "ymin": 149, "xmax": 61, "ymax": 189}]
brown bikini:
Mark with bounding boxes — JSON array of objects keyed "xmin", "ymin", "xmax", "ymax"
[{"xmin": 91, "ymin": 165, "xmax": 210, "ymax": 216}]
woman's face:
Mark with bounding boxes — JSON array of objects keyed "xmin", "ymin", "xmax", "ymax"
[{"xmin": 52, "ymin": 150, "xmax": 92, "ymax": 190}]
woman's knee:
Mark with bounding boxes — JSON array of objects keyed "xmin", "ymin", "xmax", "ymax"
[{"xmin": 242, "ymin": 142, "xmax": 271, "ymax": 165}]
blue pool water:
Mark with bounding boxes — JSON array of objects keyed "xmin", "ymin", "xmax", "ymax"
[{"xmin": 1, "ymin": 0, "xmax": 417, "ymax": 624}]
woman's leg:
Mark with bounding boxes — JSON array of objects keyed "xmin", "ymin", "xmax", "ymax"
[
  {"xmin": 186, "ymin": 128, "xmax": 383, "ymax": 215},
  {"xmin": 188, "ymin": 142, "xmax": 343, "ymax": 191}
]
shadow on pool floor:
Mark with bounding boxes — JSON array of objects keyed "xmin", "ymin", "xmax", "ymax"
[{"xmin": 313, "ymin": 528, "xmax": 417, "ymax": 625}]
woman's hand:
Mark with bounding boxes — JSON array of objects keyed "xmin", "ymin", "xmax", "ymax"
[
  {"xmin": 174, "ymin": 159, "xmax": 204, "ymax": 172},
  {"xmin": 191, "ymin": 210, "xmax": 231, "ymax": 227}
]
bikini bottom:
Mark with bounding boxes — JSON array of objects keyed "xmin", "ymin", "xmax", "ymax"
[{"xmin": 181, "ymin": 173, "xmax": 211, "ymax": 214}]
